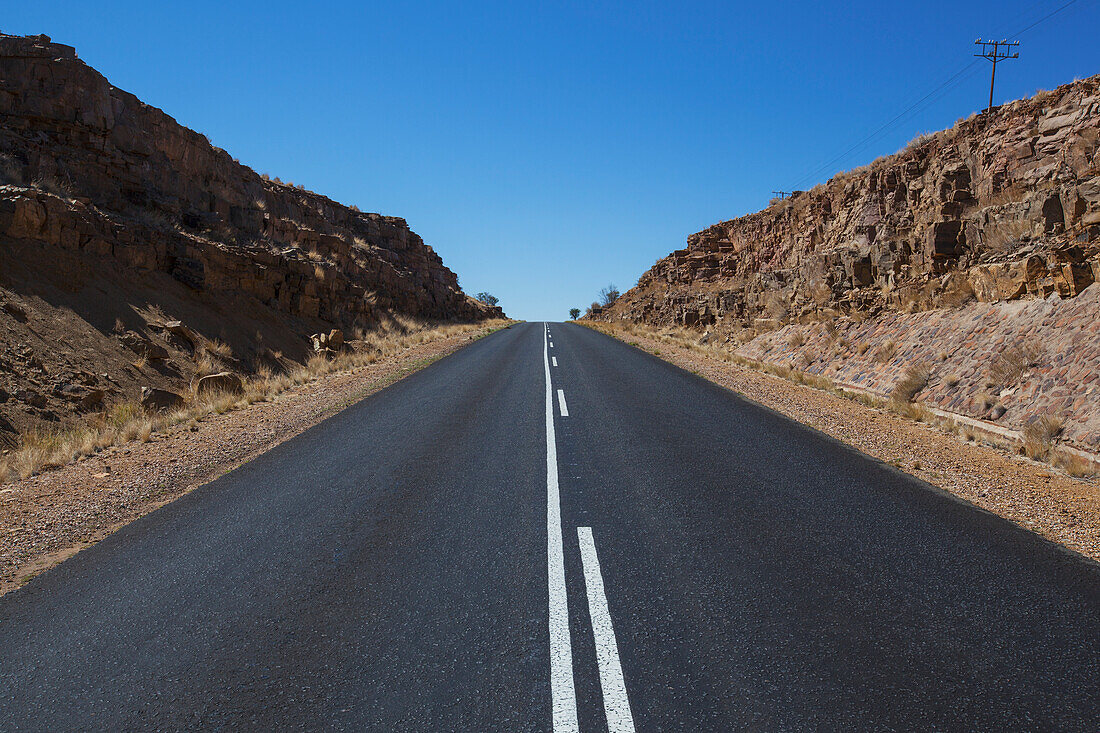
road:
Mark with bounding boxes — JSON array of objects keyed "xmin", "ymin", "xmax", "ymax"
[{"xmin": 1, "ymin": 321, "xmax": 1098, "ymax": 731}]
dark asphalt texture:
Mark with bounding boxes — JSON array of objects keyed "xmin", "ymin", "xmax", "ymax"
[{"xmin": 1, "ymin": 321, "xmax": 1098, "ymax": 731}]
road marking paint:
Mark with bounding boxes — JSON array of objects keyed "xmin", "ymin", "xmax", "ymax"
[
  {"xmin": 550, "ymin": 341, "xmax": 554, "ymax": 348},
  {"xmin": 552, "ymin": 356, "xmax": 558, "ymax": 367},
  {"xmin": 545, "ymin": 324, "xmax": 579, "ymax": 731},
  {"xmin": 578, "ymin": 527, "xmax": 636, "ymax": 733},
  {"xmin": 557, "ymin": 389, "xmax": 569, "ymax": 417}
]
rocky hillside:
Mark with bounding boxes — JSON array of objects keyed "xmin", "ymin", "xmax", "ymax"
[
  {"xmin": 0, "ymin": 33, "xmax": 500, "ymax": 445},
  {"xmin": 597, "ymin": 75, "xmax": 1100, "ymax": 452},
  {"xmin": 602, "ymin": 74, "xmax": 1099, "ymax": 329}
]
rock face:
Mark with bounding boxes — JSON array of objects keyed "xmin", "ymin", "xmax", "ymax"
[
  {"xmin": 600, "ymin": 75, "xmax": 1100, "ymax": 329},
  {"xmin": 0, "ymin": 32, "xmax": 501, "ymax": 444},
  {"xmin": 0, "ymin": 33, "xmax": 500, "ymax": 326}
]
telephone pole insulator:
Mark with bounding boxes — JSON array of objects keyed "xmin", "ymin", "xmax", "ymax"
[{"xmin": 974, "ymin": 39, "xmax": 1019, "ymax": 112}]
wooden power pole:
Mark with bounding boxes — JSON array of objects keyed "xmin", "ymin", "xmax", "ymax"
[{"xmin": 974, "ymin": 39, "xmax": 1019, "ymax": 112}]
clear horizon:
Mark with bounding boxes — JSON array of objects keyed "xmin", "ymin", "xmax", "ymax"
[{"xmin": 8, "ymin": 0, "xmax": 1099, "ymax": 320}]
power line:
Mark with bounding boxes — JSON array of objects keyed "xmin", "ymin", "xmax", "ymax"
[
  {"xmin": 789, "ymin": 61, "xmax": 982, "ymax": 190},
  {"xmin": 786, "ymin": 0, "xmax": 1083, "ymax": 192}
]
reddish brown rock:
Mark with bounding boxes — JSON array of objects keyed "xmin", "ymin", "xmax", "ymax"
[
  {"xmin": 195, "ymin": 372, "xmax": 243, "ymax": 396},
  {"xmin": 599, "ymin": 76, "xmax": 1100, "ymax": 329}
]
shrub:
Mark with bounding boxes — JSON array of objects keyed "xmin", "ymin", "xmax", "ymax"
[
  {"xmin": 874, "ymin": 340, "xmax": 897, "ymax": 364},
  {"xmin": 787, "ymin": 330, "xmax": 805, "ymax": 348},
  {"xmin": 890, "ymin": 362, "xmax": 933, "ymax": 405},
  {"xmin": 475, "ymin": 292, "xmax": 499, "ymax": 307},
  {"xmin": 987, "ymin": 340, "xmax": 1043, "ymax": 388},
  {"xmin": 1052, "ymin": 452, "xmax": 1096, "ymax": 479},
  {"xmin": 1022, "ymin": 414, "xmax": 1063, "ymax": 460}
]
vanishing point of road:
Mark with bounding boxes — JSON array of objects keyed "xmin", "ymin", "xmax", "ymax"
[{"xmin": 2, "ymin": 322, "xmax": 1098, "ymax": 730}]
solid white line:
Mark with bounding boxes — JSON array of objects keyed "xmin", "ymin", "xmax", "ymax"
[
  {"xmin": 578, "ymin": 527, "xmax": 636, "ymax": 733},
  {"xmin": 552, "ymin": 356, "xmax": 558, "ymax": 367},
  {"xmin": 557, "ymin": 389, "xmax": 569, "ymax": 417},
  {"xmin": 545, "ymin": 324, "xmax": 579, "ymax": 731}
]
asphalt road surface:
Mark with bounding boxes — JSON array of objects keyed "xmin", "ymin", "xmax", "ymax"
[{"xmin": 2, "ymin": 321, "xmax": 1098, "ymax": 731}]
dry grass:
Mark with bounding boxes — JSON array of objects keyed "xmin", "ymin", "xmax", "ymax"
[
  {"xmin": 1022, "ymin": 414, "xmax": 1064, "ymax": 460},
  {"xmin": 987, "ymin": 340, "xmax": 1043, "ymax": 388},
  {"xmin": 204, "ymin": 339, "xmax": 233, "ymax": 358},
  {"xmin": 890, "ymin": 362, "xmax": 933, "ymax": 406},
  {"xmin": 1052, "ymin": 452, "xmax": 1097, "ymax": 479},
  {"xmin": 787, "ymin": 330, "xmax": 805, "ymax": 348},
  {"xmin": 0, "ymin": 318, "xmax": 512, "ymax": 483},
  {"xmin": 874, "ymin": 340, "xmax": 897, "ymax": 364}
]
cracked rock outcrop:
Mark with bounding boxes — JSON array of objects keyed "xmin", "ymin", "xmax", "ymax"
[
  {"xmin": 600, "ymin": 75, "xmax": 1100, "ymax": 329},
  {"xmin": 0, "ymin": 32, "xmax": 500, "ymax": 443}
]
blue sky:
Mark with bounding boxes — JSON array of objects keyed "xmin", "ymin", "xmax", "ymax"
[{"xmin": 7, "ymin": 1, "xmax": 1099, "ymax": 320}]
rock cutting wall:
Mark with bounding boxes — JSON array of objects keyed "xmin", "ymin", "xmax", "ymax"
[
  {"xmin": 737, "ymin": 289, "xmax": 1100, "ymax": 450},
  {"xmin": 0, "ymin": 33, "xmax": 500, "ymax": 443},
  {"xmin": 0, "ymin": 33, "xmax": 498, "ymax": 327},
  {"xmin": 595, "ymin": 74, "xmax": 1100, "ymax": 454},
  {"xmin": 601, "ymin": 75, "xmax": 1099, "ymax": 329}
]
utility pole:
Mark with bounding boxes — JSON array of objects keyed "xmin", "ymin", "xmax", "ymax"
[{"xmin": 974, "ymin": 39, "xmax": 1019, "ymax": 112}]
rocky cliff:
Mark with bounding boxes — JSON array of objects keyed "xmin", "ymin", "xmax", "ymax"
[
  {"xmin": 0, "ymin": 33, "xmax": 499, "ymax": 443},
  {"xmin": 596, "ymin": 75, "xmax": 1100, "ymax": 453},
  {"xmin": 601, "ymin": 75, "xmax": 1099, "ymax": 329}
]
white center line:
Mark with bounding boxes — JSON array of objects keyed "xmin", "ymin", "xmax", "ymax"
[
  {"xmin": 545, "ymin": 324, "xmax": 579, "ymax": 731},
  {"xmin": 578, "ymin": 527, "xmax": 636, "ymax": 733},
  {"xmin": 557, "ymin": 389, "xmax": 569, "ymax": 417},
  {"xmin": 552, "ymin": 356, "xmax": 558, "ymax": 367}
]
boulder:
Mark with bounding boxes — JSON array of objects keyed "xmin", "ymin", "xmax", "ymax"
[
  {"xmin": 311, "ymin": 328, "xmax": 345, "ymax": 353},
  {"xmin": 79, "ymin": 389, "xmax": 105, "ymax": 410},
  {"xmin": 140, "ymin": 387, "xmax": 183, "ymax": 412},
  {"xmin": 1, "ymin": 301, "xmax": 27, "ymax": 320},
  {"xmin": 120, "ymin": 332, "xmax": 169, "ymax": 360},
  {"xmin": 164, "ymin": 320, "xmax": 198, "ymax": 349},
  {"xmin": 195, "ymin": 371, "xmax": 243, "ymax": 395}
]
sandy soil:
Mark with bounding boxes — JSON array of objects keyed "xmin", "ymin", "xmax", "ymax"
[
  {"xmin": 601, "ymin": 326, "xmax": 1100, "ymax": 564},
  {"xmin": 0, "ymin": 325, "xmax": 500, "ymax": 594}
]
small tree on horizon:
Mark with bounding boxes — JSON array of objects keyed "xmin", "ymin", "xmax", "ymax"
[
  {"xmin": 598, "ymin": 284, "xmax": 620, "ymax": 307},
  {"xmin": 569, "ymin": 308, "xmax": 581, "ymax": 320},
  {"xmin": 475, "ymin": 292, "xmax": 499, "ymax": 307}
]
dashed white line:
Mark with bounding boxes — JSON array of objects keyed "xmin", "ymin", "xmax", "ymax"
[
  {"xmin": 578, "ymin": 527, "xmax": 636, "ymax": 733},
  {"xmin": 552, "ymin": 356, "xmax": 558, "ymax": 367},
  {"xmin": 557, "ymin": 389, "xmax": 569, "ymax": 417},
  {"xmin": 550, "ymin": 342, "xmax": 554, "ymax": 348},
  {"xmin": 545, "ymin": 324, "xmax": 579, "ymax": 731}
]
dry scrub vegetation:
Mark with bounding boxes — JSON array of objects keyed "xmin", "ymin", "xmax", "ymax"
[
  {"xmin": 584, "ymin": 320, "xmax": 1095, "ymax": 479},
  {"xmin": 0, "ymin": 318, "xmax": 510, "ymax": 483}
]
